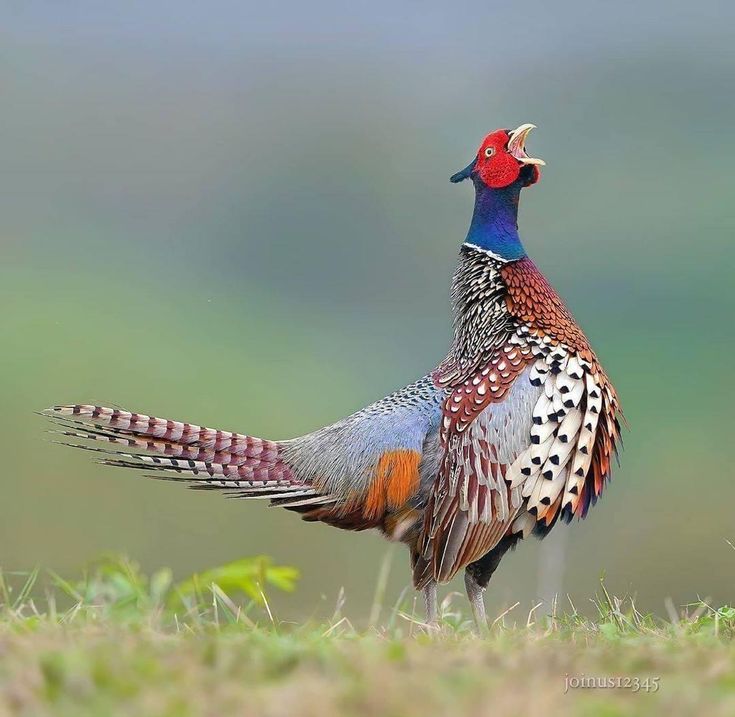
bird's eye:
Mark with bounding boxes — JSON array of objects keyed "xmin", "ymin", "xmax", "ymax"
[{"xmin": 484, "ymin": 147, "xmax": 495, "ymax": 158}]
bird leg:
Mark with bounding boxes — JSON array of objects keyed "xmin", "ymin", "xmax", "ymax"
[
  {"xmin": 465, "ymin": 535, "xmax": 521, "ymax": 634},
  {"xmin": 423, "ymin": 581, "xmax": 438, "ymax": 629},
  {"xmin": 464, "ymin": 571, "xmax": 488, "ymax": 633}
]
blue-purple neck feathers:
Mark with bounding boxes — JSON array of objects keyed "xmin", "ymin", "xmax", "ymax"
[{"xmin": 464, "ymin": 179, "xmax": 526, "ymax": 261}]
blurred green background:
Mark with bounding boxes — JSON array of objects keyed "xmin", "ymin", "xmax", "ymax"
[{"xmin": 2, "ymin": 1, "xmax": 733, "ymax": 621}]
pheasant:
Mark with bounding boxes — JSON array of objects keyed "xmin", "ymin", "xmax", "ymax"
[{"xmin": 44, "ymin": 124, "xmax": 622, "ymax": 629}]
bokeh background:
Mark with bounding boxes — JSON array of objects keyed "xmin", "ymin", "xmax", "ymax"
[{"xmin": 2, "ymin": 0, "xmax": 733, "ymax": 622}]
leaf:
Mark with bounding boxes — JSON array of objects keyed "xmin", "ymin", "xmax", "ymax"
[
  {"xmin": 171, "ymin": 556, "xmax": 299, "ymax": 609},
  {"xmin": 599, "ymin": 621, "xmax": 620, "ymax": 641},
  {"xmin": 265, "ymin": 566, "xmax": 300, "ymax": 593}
]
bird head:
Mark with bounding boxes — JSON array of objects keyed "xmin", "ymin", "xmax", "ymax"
[{"xmin": 450, "ymin": 123, "xmax": 545, "ymax": 189}]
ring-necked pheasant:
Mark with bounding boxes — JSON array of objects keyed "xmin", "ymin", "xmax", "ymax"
[{"xmin": 44, "ymin": 124, "xmax": 622, "ymax": 629}]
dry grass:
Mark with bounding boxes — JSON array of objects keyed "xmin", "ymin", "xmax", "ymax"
[{"xmin": 0, "ymin": 557, "xmax": 733, "ymax": 717}]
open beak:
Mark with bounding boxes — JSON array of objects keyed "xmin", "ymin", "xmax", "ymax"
[{"xmin": 507, "ymin": 123, "xmax": 545, "ymax": 166}]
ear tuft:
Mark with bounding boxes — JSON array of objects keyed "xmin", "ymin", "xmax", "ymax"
[{"xmin": 450, "ymin": 159, "xmax": 476, "ymax": 184}]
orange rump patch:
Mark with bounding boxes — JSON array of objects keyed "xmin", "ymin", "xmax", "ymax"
[{"xmin": 364, "ymin": 449, "xmax": 421, "ymax": 520}]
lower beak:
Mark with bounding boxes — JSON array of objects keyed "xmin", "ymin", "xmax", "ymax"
[{"xmin": 508, "ymin": 123, "xmax": 545, "ymax": 166}]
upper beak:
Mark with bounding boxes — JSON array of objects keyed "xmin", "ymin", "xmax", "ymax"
[{"xmin": 507, "ymin": 123, "xmax": 545, "ymax": 166}]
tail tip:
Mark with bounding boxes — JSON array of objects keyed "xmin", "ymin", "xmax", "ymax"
[{"xmin": 43, "ymin": 405, "xmax": 76, "ymax": 416}]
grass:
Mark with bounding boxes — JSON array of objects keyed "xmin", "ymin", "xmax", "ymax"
[{"xmin": 0, "ymin": 557, "xmax": 733, "ymax": 716}]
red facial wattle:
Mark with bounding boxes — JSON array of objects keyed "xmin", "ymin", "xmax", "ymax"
[
  {"xmin": 475, "ymin": 130, "xmax": 522, "ymax": 189},
  {"xmin": 473, "ymin": 124, "xmax": 545, "ymax": 189}
]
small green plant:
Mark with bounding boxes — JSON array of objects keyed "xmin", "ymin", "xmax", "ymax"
[
  {"xmin": 0, "ymin": 554, "xmax": 299, "ymax": 629},
  {"xmin": 174, "ymin": 555, "xmax": 299, "ymax": 607}
]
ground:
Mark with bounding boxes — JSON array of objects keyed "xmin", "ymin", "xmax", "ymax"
[{"xmin": 0, "ymin": 558, "xmax": 733, "ymax": 717}]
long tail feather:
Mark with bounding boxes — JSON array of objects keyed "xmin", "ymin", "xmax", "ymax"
[{"xmin": 42, "ymin": 404, "xmax": 330, "ymax": 506}]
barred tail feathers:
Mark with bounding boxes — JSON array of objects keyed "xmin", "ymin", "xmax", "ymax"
[{"xmin": 43, "ymin": 404, "xmax": 336, "ymax": 509}]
